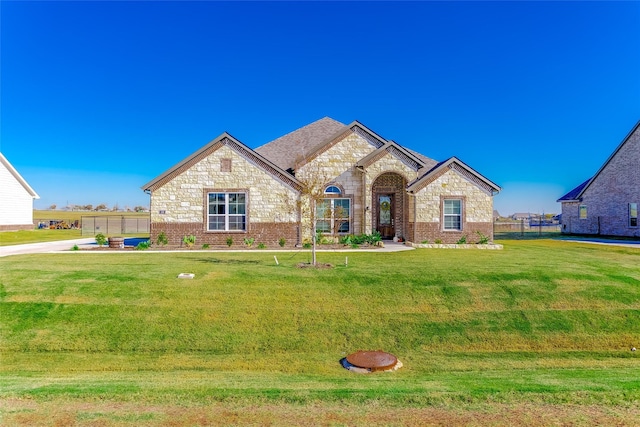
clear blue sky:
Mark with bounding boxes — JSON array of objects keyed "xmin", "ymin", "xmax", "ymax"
[{"xmin": 2, "ymin": 1, "xmax": 639, "ymax": 215}]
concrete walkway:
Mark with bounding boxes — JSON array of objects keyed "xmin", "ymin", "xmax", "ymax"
[{"xmin": 0, "ymin": 239, "xmax": 414, "ymax": 257}]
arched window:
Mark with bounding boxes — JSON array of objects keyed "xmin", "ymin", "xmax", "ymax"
[{"xmin": 324, "ymin": 185, "xmax": 342, "ymax": 195}]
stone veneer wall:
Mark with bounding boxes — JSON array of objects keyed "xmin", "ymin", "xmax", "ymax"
[
  {"xmin": 296, "ymin": 133, "xmax": 375, "ymax": 236},
  {"xmin": 560, "ymin": 126, "xmax": 640, "ymax": 237},
  {"xmin": 150, "ymin": 144, "xmax": 300, "ymax": 246},
  {"xmin": 410, "ymin": 169, "xmax": 494, "ymax": 244}
]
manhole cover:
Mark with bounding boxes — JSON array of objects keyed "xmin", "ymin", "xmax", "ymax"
[{"xmin": 345, "ymin": 350, "xmax": 398, "ymax": 372}]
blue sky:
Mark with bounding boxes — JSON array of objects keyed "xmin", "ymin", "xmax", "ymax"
[{"xmin": 1, "ymin": 1, "xmax": 639, "ymax": 215}]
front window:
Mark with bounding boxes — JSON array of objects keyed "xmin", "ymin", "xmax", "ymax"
[
  {"xmin": 630, "ymin": 203, "xmax": 638, "ymax": 227},
  {"xmin": 579, "ymin": 205, "xmax": 587, "ymax": 219},
  {"xmin": 316, "ymin": 198, "xmax": 350, "ymax": 234},
  {"xmin": 443, "ymin": 199, "xmax": 462, "ymax": 230},
  {"xmin": 208, "ymin": 192, "xmax": 246, "ymax": 231}
]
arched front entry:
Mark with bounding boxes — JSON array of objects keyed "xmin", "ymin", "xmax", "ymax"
[{"xmin": 371, "ymin": 172, "xmax": 406, "ymax": 239}]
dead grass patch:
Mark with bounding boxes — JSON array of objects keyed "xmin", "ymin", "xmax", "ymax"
[{"xmin": 2, "ymin": 399, "xmax": 640, "ymax": 426}]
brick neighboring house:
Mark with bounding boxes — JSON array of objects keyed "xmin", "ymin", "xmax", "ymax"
[
  {"xmin": 0, "ymin": 153, "xmax": 40, "ymax": 231},
  {"xmin": 142, "ymin": 118, "xmax": 500, "ymax": 246},
  {"xmin": 558, "ymin": 120, "xmax": 640, "ymax": 237}
]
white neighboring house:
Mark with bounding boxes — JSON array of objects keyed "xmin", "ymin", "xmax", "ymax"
[{"xmin": 0, "ymin": 153, "xmax": 40, "ymax": 231}]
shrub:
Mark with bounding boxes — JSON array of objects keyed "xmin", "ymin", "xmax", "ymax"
[
  {"xmin": 421, "ymin": 240, "xmax": 429, "ymax": 244},
  {"xmin": 135, "ymin": 241, "xmax": 151, "ymax": 250},
  {"xmin": 456, "ymin": 235, "xmax": 467, "ymax": 245},
  {"xmin": 257, "ymin": 242, "xmax": 266, "ymax": 249},
  {"xmin": 183, "ymin": 235, "xmax": 196, "ymax": 248},
  {"xmin": 95, "ymin": 233, "xmax": 107, "ymax": 246},
  {"xmin": 71, "ymin": 244, "xmax": 79, "ymax": 251},
  {"xmin": 226, "ymin": 237, "xmax": 233, "ymax": 247},
  {"xmin": 476, "ymin": 231, "xmax": 490, "ymax": 244},
  {"xmin": 340, "ymin": 235, "xmax": 352, "ymax": 245},
  {"xmin": 278, "ymin": 237, "xmax": 286, "ymax": 247},
  {"xmin": 243, "ymin": 237, "xmax": 255, "ymax": 247},
  {"xmin": 202, "ymin": 243, "xmax": 210, "ymax": 249},
  {"xmin": 156, "ymin": 231, "xmax": 168, "ymax": 246},
  {"xmin": 434, "ymin": 239, "xmax": 442, "ymax": 244},
  {"xmin": 302, "ymin": 242, "xmax": 312, "ymax": 249}
]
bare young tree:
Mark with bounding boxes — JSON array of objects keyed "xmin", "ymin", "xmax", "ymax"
[{"xmin": 282, "ymin": 160, "xmax": 333, "ymax": 266}]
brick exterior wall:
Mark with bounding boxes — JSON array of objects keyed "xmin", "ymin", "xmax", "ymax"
[
  {"xmin": 151, "ymin": 222, "xmax": 299, "ymax": 248},
  {"xmin": 561, "ymin": 124, "xmax": 640, "ymax": 237}
]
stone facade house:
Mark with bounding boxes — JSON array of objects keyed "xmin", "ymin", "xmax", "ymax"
[
  {"xmin": 142, "ymin": 118, "xmax": 500, "ymax": 246},
  {"xmin": 558, "ymin": 120, "xmax": 640, "ymax": 237},
  {"xmin": 0, "ymin": 152, "xmax": 40, "ymax": 231}
]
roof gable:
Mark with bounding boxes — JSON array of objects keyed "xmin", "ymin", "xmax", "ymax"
[
  {"xmin": 557, "ymin": 120, "xmax": 640, "ymax": 203},
  {"xmin": 0, "ymin": 153, "xmax": 39, "ymax": 199},
  {"xmin": 406, "ymin": 157, "xmax": 500, "ymax": 195},
  {"xmin": 356, "ymin": 140, "xmax": 438, "ymax": 172},
  {"xmin": 142, "ymin": 133, "xmax": 301, "ymax": 192}
]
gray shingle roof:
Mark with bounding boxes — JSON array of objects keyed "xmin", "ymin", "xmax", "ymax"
[{"xmin": 254, "ymin": 117, "xmax": 348, "ymax": 170}]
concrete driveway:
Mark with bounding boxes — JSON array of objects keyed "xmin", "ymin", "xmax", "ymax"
[{"xmin": 0, "ymin": 238, "xmax": 96, "ymax": 258}]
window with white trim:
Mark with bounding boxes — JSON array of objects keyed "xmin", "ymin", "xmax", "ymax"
[
  {"xmin": 579, "ymin": 205, "xmax": 587, "ymax": 219},
  {"xmin": 443, "ymin": 199, "xmax": 462, "ymax": 230},
  {"xmin": 630, "ymin": 203, "xmax": 638, "ymax": 227},
  {"xmin": 316, "ymin": 198, "xmax": 350, "ymax": 234},
  {"xmin": 324, "ymin": 185, "xmax": 342, "ymax": 195},
  {"xmin": 207, "ymin": 192, "xmax": 246, "ymax": 231}
]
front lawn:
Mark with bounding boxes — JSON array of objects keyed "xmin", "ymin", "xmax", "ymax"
[{"xmin": 1, "ymin": 240, "xmax": 639, "ymax": 425}]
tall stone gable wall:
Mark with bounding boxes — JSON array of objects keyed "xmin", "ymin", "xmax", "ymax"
[
  {"xmin": 561, "ymin": 126, "xmax": 640, "ymax": 237},
  {"xmin": 149, "ymin": 145, "xmax": 300, "ymax": 246},
  {"xmin": 410, "ymin": 169, "xmax": 494, "ymax": 243},
  {"xmin": 296, "ymin": 133, "xmax": 375, "ymax": 235}
]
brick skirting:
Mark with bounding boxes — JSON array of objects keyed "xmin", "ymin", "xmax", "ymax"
[
  {"xmin": 409, "ymin": 222, "xmax": 494, "ymax": 244},
  {"xmin": 150, "ymin": 222, "xmax": 300, "ymax": 248}
]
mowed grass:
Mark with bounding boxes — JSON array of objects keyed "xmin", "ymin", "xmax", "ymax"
[{"xmin": 1, "ymin": 240, "xmax": 640, "ymax": 425}]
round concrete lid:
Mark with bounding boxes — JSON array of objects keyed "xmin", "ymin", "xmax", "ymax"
[{"xmin": 345, "ymin": 350, "xmax": 398, "ymax": 371}]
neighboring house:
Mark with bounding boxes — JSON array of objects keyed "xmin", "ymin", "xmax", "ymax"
[
  {"xmin": 0, "ymin": 153, "xmax": 40, "ymax": 231},
  {"xmin": 511, "ymin": 213, "xmax": 533, "ymax": 221},
  {"xmin": 142, "ymin": 118, "xmax": 500, "ymax": 246},
  {"xmin": 558, "ymin": 120, "xmax": 640, "ymax": 237}
]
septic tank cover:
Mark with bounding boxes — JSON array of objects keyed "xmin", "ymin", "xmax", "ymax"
[{"xmin": 341, "ymin": 350, "xmax": 402, "ymax": 373}]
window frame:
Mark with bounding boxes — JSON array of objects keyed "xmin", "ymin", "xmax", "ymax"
[
  {"xmin": 579, "ymin": 205, "xmax": 587, "ymax": 220},
  {"xmin": 630, "ymin": 203, "xmax": 638, "ymax": 228},
  {"xmin": 205, "ymin": 190, "xmax": 248, "ymax": 232},
  {"xmin": 442, "ymin": 198, "xmax": 463, "ymax": 231},
  {"xmin": 316, "ymin": 197, "xmax": 351, "ymax": 234}
]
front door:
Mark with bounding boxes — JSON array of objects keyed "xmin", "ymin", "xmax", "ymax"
[{"xmin": 378, "ymin": 194, "xmax": 394, "ymax": 239}]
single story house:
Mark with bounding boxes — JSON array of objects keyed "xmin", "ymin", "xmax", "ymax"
[
  {"xmin": 0, "ymin": 153, "xmax": 40, "ymax": 231},
  {"xmin": 558, "ymin": 120, "xmax": 639, "ymax": 237},
  {"xmin": 142, "ymin": 118, "xmax": 500, "ymax": 246}
]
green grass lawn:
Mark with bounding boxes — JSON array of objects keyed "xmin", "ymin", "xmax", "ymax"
[{"xmin": 1, "ymin": 240, "xmax": 639, "ymax": 425}]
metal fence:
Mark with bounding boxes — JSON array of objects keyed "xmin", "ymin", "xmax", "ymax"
[
  {"xmin": 81, "ymin": 216, "xmax": 150, "ymax": 236},
  {"xmin": 493, "ymin": 221, "xmax": 561, "ymax": 238}
]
